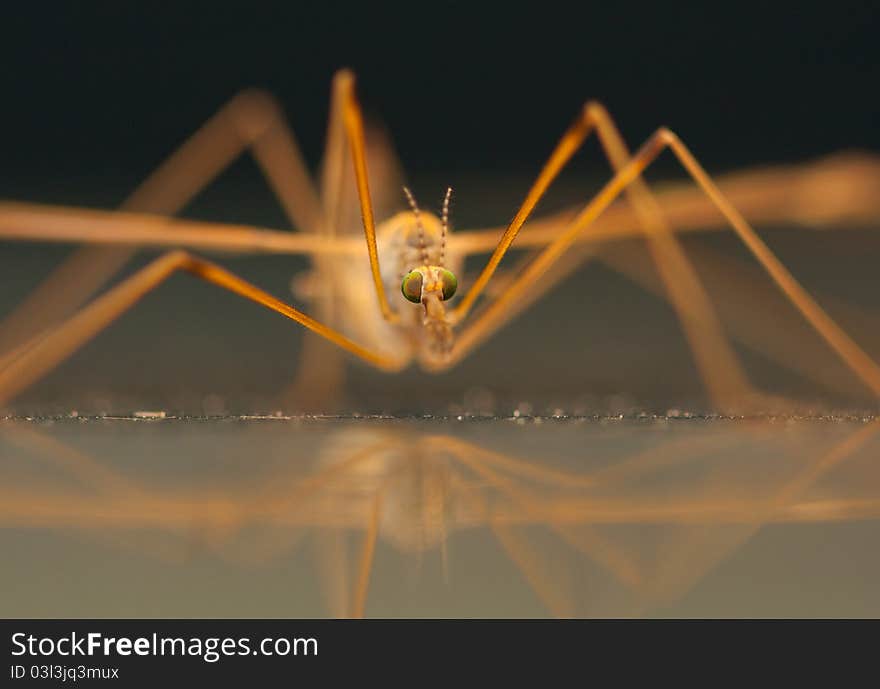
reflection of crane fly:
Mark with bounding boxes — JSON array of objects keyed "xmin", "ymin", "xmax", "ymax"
[
  {"xmin": 2, "ymin": 418, "xmax": 877, "ymax": 617},
  {"xmin": 2, "ymin": 70, "xmax": 880, "ymax": 411}
]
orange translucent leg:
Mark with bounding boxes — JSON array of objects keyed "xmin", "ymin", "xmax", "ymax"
[
  {"xmin": 0, "ymin": 202, "xmax": 355, "ymax": 254},
  {"xmin": 578, "ymin": 103, "xmax": 752, "ymax": 406},
  {"xmin": 444, "ymin": 102, "xmax": 751, "ymax": 406},
  {"xmin": 599, "ymin": 239, "xmax": 880, "ymax": 399},
  {"xmin": 0, "ymin": 88, "xmax": 324, "ymax": 357},
  {"xmin": 440, "ymin": 101, "xmax": 752, "ymax": 402},
  {"xmin": 338, "ymin": 72, "xmax": 401, "ymax": 324},
  {"xmin": 284, "ymin": 69, "xmax": 365, "ymax": 410},
  {"xmin": 441, "ymin": 129, "xmax": 880, "ymax": 399},
  {"xmin": 450, "ymin": 187, "xmax": 880, "ymax": 400},
  {"xmin": 12, "ymin": 151, "xmax": 873, "ymax": 256},
  {"xmin": 441, "ymin": 153, "xmax": 880, "ymax": 389},
  {"xmin": 0, "ymin": 251, "xmax": 406, "ymax": 406},
  {"xmin": 450, "ymin": 151, "xmax": 880, "ymax": 254}
]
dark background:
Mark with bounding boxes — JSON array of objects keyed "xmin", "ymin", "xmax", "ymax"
[{"xmin": 3, "ymin": 2, "xmax": 879, "ymax": 188}]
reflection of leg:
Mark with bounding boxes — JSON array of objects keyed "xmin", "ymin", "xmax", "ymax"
[
  {"xmin": 255, "ymin": 433, "xmax": 399, "ymax": 616},
  {"xmin": 1, "ymin": 426, "xmax": 139, "ymax": 497},
  {"xmin": 589, "ymin": 431, "xmax": 736, "ymax": 488},
  {"xmin": 0, "ymin": 427, "xmax": 196, "ymax": 566},
  {"xmin": 648, "ymin": 421, "xmax": 880, "ymax": 608},
  {"xmin": 489, "ymin": 520, "xmax": 575, "ymax": 618},
  {"xmin": 435, "ymin": 448, "xmax": 573, "ymax": 616},
  {"xmin": 426, "ymin": 435, "xmax": 595, "ymax": 488},
  {"xmin": 312, "ymin": 529, "xmax": 351, "ymax": 618},
  {"xmin": 442, "ymin": 437, "xmax": 640, "ymax": 605},
  {"xmin": 350, "ymin": 492, "xmax": 383, "ymax": 619}
]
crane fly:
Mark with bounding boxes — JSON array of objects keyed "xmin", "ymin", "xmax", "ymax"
[{"xmin": 1, "ymin": 69, "xmax": 880, "ymax": 410}]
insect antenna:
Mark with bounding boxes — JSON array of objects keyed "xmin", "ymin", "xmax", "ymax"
[
  {"xmin": 403, "ymin": 186, "xmax": 429, "ymax": 266},
  {"xmin": 440, "ymin": 186, "xmax": 452, "ymax": 268}
]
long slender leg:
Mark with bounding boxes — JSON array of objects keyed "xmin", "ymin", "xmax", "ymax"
[
  {"xmin": 449, "ymin": 103, "xmax": 751, "ymax": 406},
  {"xmin": 338, "ymin": 73, "xmax": 400, "ymax": 323},
  {"xmin": 455, "ymin": 214, "xmax": 879, "ymax": 401},
  {"xmin": 284, "ymin": 70, "xmax": 365, "ymax": 409},
  {"xmin": 0, "ymin": 251, "xmax": 406, "ymax": 406},
  {"xmin": 445, "ymin": 104, "xmax": 871, "ymax": 406},
  {"xmin": 319, "ymin": 71, "xmax": 408, "ymax": 238},
  {"xmin": 599, "ymin": 239, "xmax": 880, "ymax": 399},
  {"xmin": 445, "ymin": 102, "xmax": 755, "ymax": 403},
  {"xmin": 577, "ymin": 104, "xmax": 752, "ymax": 407},
  {"xmin": 9, "ymin": 153, "xmax": 875, "ymax": 405},
  {"xmin": 0, "ymin": 89, "xmax": 324, "ymax": 357},
  {"xmin": 450, "ymin": 103, "xmax": 626, "ymax": 321},
  {"xmin": 0, "ymin": 202, "xmax": 357, "ymax": 254},
  {"xmin": 439, "ymin": 129, "xmax": 880, "ymax": 398},
  {"xmin": 322, "ymin": 69, "xmax": 429, "ymax": 328},
  {"xmin": 4, "ymin": 151, "xmax": 879, "ymax": 256},
  {"xmin": 449, "ymin": 151, "xmax": 880, "ymax": 254},
  {"xmin": 439, "ymin": 151, "xmax": 880, "ymax": 396}
]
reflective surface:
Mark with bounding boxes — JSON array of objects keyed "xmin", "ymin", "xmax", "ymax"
[{"xmin": 2, "ymin": 416, "xmax": 878, "ymax": 618}]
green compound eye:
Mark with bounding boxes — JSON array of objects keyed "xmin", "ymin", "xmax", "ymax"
[
  {"xmin": 401, "ymin": 270, "xmax": 423, "ymax": 303},
  {"xmin": 439, "ymin": 269, "xmax": 458, "ymax": 301}
]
